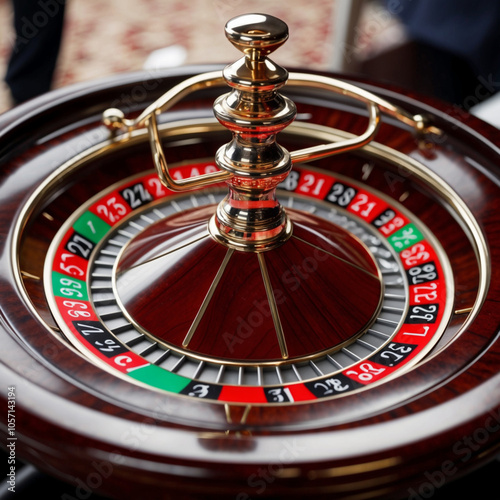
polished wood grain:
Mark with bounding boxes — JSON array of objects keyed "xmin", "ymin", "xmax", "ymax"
[
  {"xmin": 1, "ymin": 67, "xmax": 500, "ymax": 499},
  {"xmin": 118, "ymin": 206, "xmax": 381, "ymax": 361}
]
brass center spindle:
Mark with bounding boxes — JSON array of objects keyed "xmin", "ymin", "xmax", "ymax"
[
  {"xmin": 208, "ymin": 13, "xmax": 297, "ymax": 252},
  {"xmin": 102, "ymin": 13, "xmax": 399, "ymax": 250}
]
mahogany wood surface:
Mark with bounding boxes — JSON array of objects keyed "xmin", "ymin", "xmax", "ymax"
[
  {"xmin": 1, "ymin": 66, "xmax": 500, "ymax": 499},
  {"xmin": 118, "ymin": 206, "xmax": 381, "ymax": 361}
]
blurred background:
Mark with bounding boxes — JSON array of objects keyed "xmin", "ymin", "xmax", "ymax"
[
  {"xmin": 1, "ymin": 0, "xmax": 499, "ymax": 123},
  {"xmin": 1, "ymin": 0, "xmax": 500, "ymax": 498},
  {"xmin": 0, "ymin": 0, "xmax": 335, "ymax": 112}
]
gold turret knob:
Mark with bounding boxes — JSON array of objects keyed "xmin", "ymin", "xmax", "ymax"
[
  {"xmin": 102, "ymin": 13, "xmax": 411, "ymax": 250},
  {"xmin": 210, "ymin": 13, "xmax": 297, "ymax": 251}
]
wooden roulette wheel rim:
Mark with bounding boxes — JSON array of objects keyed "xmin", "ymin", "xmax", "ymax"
[{"xmin": 1, "ymin": 15, "xmax": 500, "ymax": 500}]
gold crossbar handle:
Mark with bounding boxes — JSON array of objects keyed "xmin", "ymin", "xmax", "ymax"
[
  {"xmin": 104, "ymin": 70, "xmax": 440, "ymax": 192},
  {"xmin": 135, "ymin": 71, "xmax": 224, "ymax": 129},
  {"xmin": 121, "ymin": 71, "xmax": 435, "ymax": 135},
  {"xmin": 287, "ymin": 72, "xmax": 439, "ymax": 134},
  {"xmin": 290, "ymin": 100, "xmax": 380, "ymax": 164},
  {"xmin": 103, "ymin": 71, "xmax": 224, "ymax": 136},
  {"xmin": 147, "ymin": 111, "xmax": 232, "ymax": 191}
]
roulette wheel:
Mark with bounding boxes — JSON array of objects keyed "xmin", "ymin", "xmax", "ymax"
[{"xmin": 1, "ymin": 12, "xmax": 500, "ymax": 499}]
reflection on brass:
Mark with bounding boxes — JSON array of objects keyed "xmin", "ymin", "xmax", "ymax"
[
  {"xmin": 224, "ymin": 403, "xmax": 252, "ymax": 425},
  {"xmin": 290, "ymin": 101, "xmax": 380, "ymax": 163},
  {"xmin": 288, "ymin": 73, "xmax": 441, "ymax": 137},
  {"xmin": 21, "ymin": 270, "xmax": 41, "ymax": 281},
  {"xmin": 308, "ymin": 456, "xmax": 402, "ymax": 479},
  {"xmin": 200, "ymin": 14, "xmax": 296, "ymax": 251},
  {"xmin": 102, "ymin": 13, "xmax": 442, "ymax": 254},
  {"xmin": 148, "ymin": 113, "xmax": 232, "ymax": 191},
  {"xmin": 455, "ymin": 307, "xmax": 473, "ymax": 315},
  {"xmin": 208, "ymin": 213, "xmax": 294, "ymax": 253},
  {"xmin": 308, "ymin": 475, "xmax": 398, "ymax": 494}
]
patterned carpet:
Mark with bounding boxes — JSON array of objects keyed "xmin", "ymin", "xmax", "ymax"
[{"xmin": 0, "ymin": 0, "xmax": 338, "ymax": 113}]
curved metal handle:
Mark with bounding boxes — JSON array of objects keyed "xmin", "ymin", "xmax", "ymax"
[
  {"xmin": 103, "ymin": 70, "xmax": 438, "ymax": 192},
  {"xmin": 290, "ymin": 100, "xmax": 380, "ymax": 163},
  {"xmin": 147, "ymin": 109, "xmax": 232, "ymax": 192}
]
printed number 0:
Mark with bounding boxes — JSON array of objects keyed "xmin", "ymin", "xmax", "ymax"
[{"xmin": 346, "ymin": 363, "xmax": 385, "ymax": 382}]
